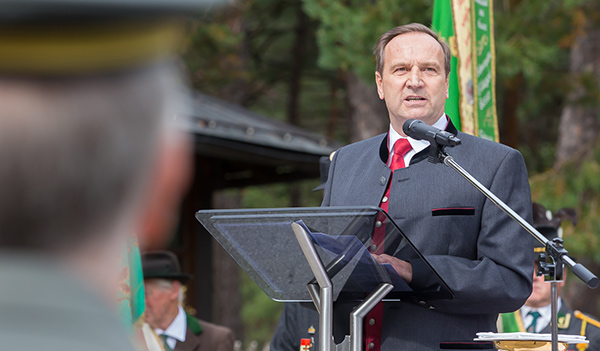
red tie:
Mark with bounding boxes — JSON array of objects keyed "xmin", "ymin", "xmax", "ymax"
[
  {"xmin": 364, "ymin": 138, "xmax": 412, "ymax": 351},
  {"xmin": 389, "ymin": 138, "xmax": 412, "ymax": 171}
]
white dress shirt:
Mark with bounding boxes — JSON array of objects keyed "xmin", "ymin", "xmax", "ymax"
[
  {"xmin": 388, "ymin": 114, "xmax": 449, "ymax": 167},
  {"xmin": 155, "ymin": 305, "xmax": 188, "ymax": 349},
  {"xmin": 520, "ymin": 299, "xmax": 562, "ymax": 333}
]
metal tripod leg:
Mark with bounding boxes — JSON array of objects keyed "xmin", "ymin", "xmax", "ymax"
[
  {"xmin": 350, "ymin": 283, "xmax": 394, "ymax": 351},
  {"xmin": 292, "ymin": 222, "xmax": 393, "ymax": 351},
  {"xmin": 292, "ymin": 222, "xmax": 334, "ymax": 351}
]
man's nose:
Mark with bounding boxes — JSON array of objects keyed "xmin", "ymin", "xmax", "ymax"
[{"xmin": 406, "ymin": 67, "xmax": 423, "ymax": 88}]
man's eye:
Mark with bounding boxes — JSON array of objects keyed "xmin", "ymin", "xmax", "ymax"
[{"xmin": 424, "ymin": 67, "xmax": 437, "ymax": 72}]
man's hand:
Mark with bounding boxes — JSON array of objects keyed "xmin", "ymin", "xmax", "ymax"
[{"xmin": 373, "ymin": 254, "xmax": 413, "ymax": 283}]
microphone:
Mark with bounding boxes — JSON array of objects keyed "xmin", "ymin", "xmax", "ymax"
[{"xmin": 402, "ymin": 119, "xmax": 461, "ymax": 147}]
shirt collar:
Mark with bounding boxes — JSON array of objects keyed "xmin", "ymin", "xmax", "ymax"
[
  {"xmin": 388, "ymin": 114, "xmax": 449, "ymax": 154},
  {"xmin": 155, "ymin": 305, "xmax": 187, "ymax": 342},
  {"xmin": 521, "ymin": 298, "xmax": 563, "ymax": 326}
]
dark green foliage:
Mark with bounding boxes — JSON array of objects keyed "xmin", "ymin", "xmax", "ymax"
[
  {"xmin": 530, "ymin": 146, "xmax": 600, "ymax": 261},
  {"xmin": 240, "ymin": 272, "xmax": 284, "ymax": 347},
  {"xmin": 302, "ymin": 0, "xmax": 432, "ymax": 83},
  {"xmin": 241, "ymin": 181, "xmax": 325, "ymax": 209}
]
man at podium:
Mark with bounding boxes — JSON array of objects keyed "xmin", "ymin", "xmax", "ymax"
[{"xmin": 271, "ymin": 23, "xmax": 534, "ymax": 351}]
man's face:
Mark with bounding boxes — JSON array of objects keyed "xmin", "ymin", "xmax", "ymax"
[
  {"xmin": 144, "ymin": 279, "xmax": 180, "ymax": 330},
  {"xmin": 375, "ymin": 32, "xmax": 449, "ymax": 135},
  {"xmin": 525, "ymin": 262, "xmax": 565, "ymax": 308}
]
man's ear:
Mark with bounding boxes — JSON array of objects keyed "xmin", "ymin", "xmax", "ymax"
[
  {"xmin": 138, "ymin": 131, "xmax": 193, "ymax": 250},
  {"xmin": 169, "ymin": 280, "xmax": 182, "ymax": 300},
  {"xmin": 375, "ymin": 71, "xmax": 385, "ymax": 100}
]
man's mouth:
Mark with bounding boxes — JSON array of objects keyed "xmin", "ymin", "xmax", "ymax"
[{"xmin": 405, "ymin": 96, "xmax": 426, "ymax": 101}]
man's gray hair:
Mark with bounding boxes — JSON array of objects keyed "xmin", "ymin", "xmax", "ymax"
[
  {"xmin": 0, "ymin": 62, "xmax": 184, "ymax": 251},
  {"xmin": 373, "ymin": 23, "xmax": 451, "ymax": 77},
  {"xmin": 152, "ymin": 278, "xmax": 186, "ymax": 303}
]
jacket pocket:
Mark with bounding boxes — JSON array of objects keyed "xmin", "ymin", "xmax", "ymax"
[{"xmin": 431, "ymin": 207, "xmax": 475, "ymax": 216}]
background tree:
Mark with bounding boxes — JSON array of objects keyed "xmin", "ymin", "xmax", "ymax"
[
  {"xmin": 530, "ymin": 0, "xmax": 600, "ymax": 315},
  {"xmin": 494, "ymin": 0, "xmax": 571, "ymax": 171}
]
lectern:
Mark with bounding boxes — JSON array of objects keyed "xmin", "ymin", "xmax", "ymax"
[{"xmin": 196, "ymin": 206, "xmax": 453, "ymax": 351}]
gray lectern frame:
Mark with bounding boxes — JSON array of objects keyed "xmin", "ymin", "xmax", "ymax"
[
  {"xmin": 291, "ymin": 221, "xmax": 394, "ymax": 351},
  {"xmin": 196, "ymin": 206, "xmax": 453, "ymax": 351}
]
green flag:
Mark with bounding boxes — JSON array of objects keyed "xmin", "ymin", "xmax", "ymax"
[
  {"xmin": 117, "ymin": 234, "xmax": 146, "ymax": 334},
  {"xmin": 432, "ymin": 0, "xmax": 461, "ymax": 131},
  {"xmin": 431, "ymin": 0, "xmax": 499, "ymax": 142},
  {"xmin": 472, "ymin": 0, "xmax": 499, "ymax": 141},
  {"xmin": 500, "ymin": 312, "xmax": 523, "ymax": 333}
]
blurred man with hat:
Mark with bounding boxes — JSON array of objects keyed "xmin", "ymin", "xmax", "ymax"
[
  {"xmin": 0, "ymin": 0, "xmax": 224, "ymax": 350},
  {"xmin": 142, "ymin": 251, "xmax": 234, "ymax": 351},
  {"xmin": 499, "ymin": 203, "xmax": 600, "ymax": 351}
]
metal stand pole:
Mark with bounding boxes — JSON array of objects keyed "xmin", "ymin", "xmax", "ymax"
[
  {"xmin": 292, "ymin": 222, "xmax": 394, "ymax": 351},
  {"xmin": 292, "ymin": 222, "xmax": 334, "ymax": 351},
  {"xmin": 350, "ymin": 283, "xmax": 394, "ymax": 351},
  {"xmin": 551, "ymin": 281, "xmax": 559, "ymax": 351}
]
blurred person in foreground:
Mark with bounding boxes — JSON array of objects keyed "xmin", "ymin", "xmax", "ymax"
[
  {"xmin": 271, "ymin": 23, "xmax": 534, "ymax": 351},
  {"xmin": 499, "ymin": 203, "xmax": 600, "ymax": 351},
  {"xmin": 0, "ymin": 1, "xmax": 224, "ymax": 349},
  {"xmin": 142, "ymin": 251, "xmax": 235, "ymax": 351}
]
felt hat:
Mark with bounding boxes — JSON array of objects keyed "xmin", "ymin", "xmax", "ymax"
[
  {"xmin": 142, "ymin": 250, "xmax": 193, "ymax": 284},
  {"xmin": 0, "ymin": 0, "xmax": 227, "ymax": 75},
  {"xmin": 532, "ymin": 202, "xmax": 577, "ymax": 255}
]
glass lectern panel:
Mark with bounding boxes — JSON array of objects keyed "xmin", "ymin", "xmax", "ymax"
[{"xmin": 196, "ymin": 206, "xmax": 452, "ymax": 302}]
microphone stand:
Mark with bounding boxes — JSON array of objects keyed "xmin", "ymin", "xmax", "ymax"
[
  {"xmin": 427, "ymin": 139, "xmax": 598, "ymax": 351},
  {"xmin": 537, "ymin": 250, "xmax": 564, "ymax": 351}
]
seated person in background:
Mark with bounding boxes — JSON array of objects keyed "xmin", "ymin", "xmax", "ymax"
[
  {"xmin": 142, "ymin": 251, "xmax": 235, "ymax": 351},
  {"xmin": 499, "ymin": 203, "xmax": 600, "ymax": 351}
]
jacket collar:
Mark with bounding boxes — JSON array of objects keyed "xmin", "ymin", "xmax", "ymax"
[{"xmin": 379, "ymin": 117, "xmax": 459, "ymax": 165}]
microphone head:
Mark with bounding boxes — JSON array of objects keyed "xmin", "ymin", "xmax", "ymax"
[{"xmin": 402, "ymin": 119, "xmax": 419, "ymax": 136}]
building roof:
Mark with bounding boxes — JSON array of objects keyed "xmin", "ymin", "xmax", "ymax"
[{"xmin": 181, "ymin": 92, "xmax": 338, "ymax": 189}]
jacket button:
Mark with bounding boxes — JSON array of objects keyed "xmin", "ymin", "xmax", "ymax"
[
  {"xmin": 375, "ymin": 221, "xmax": 382, "ymax": 228},
  {"xmin": 369, "ymin": 318, "xmax": 376, "ymax": 326},
  {"xmin": 368, "ymin": 342, "xmax": 375, "ymax": 349},
  {"xmin": 379, "ymin": 177, "xmax": 386, "ymax": 185},
  {"xmin": 381, "ymin": 196, "xmax": 388, "ymax": 203}
]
